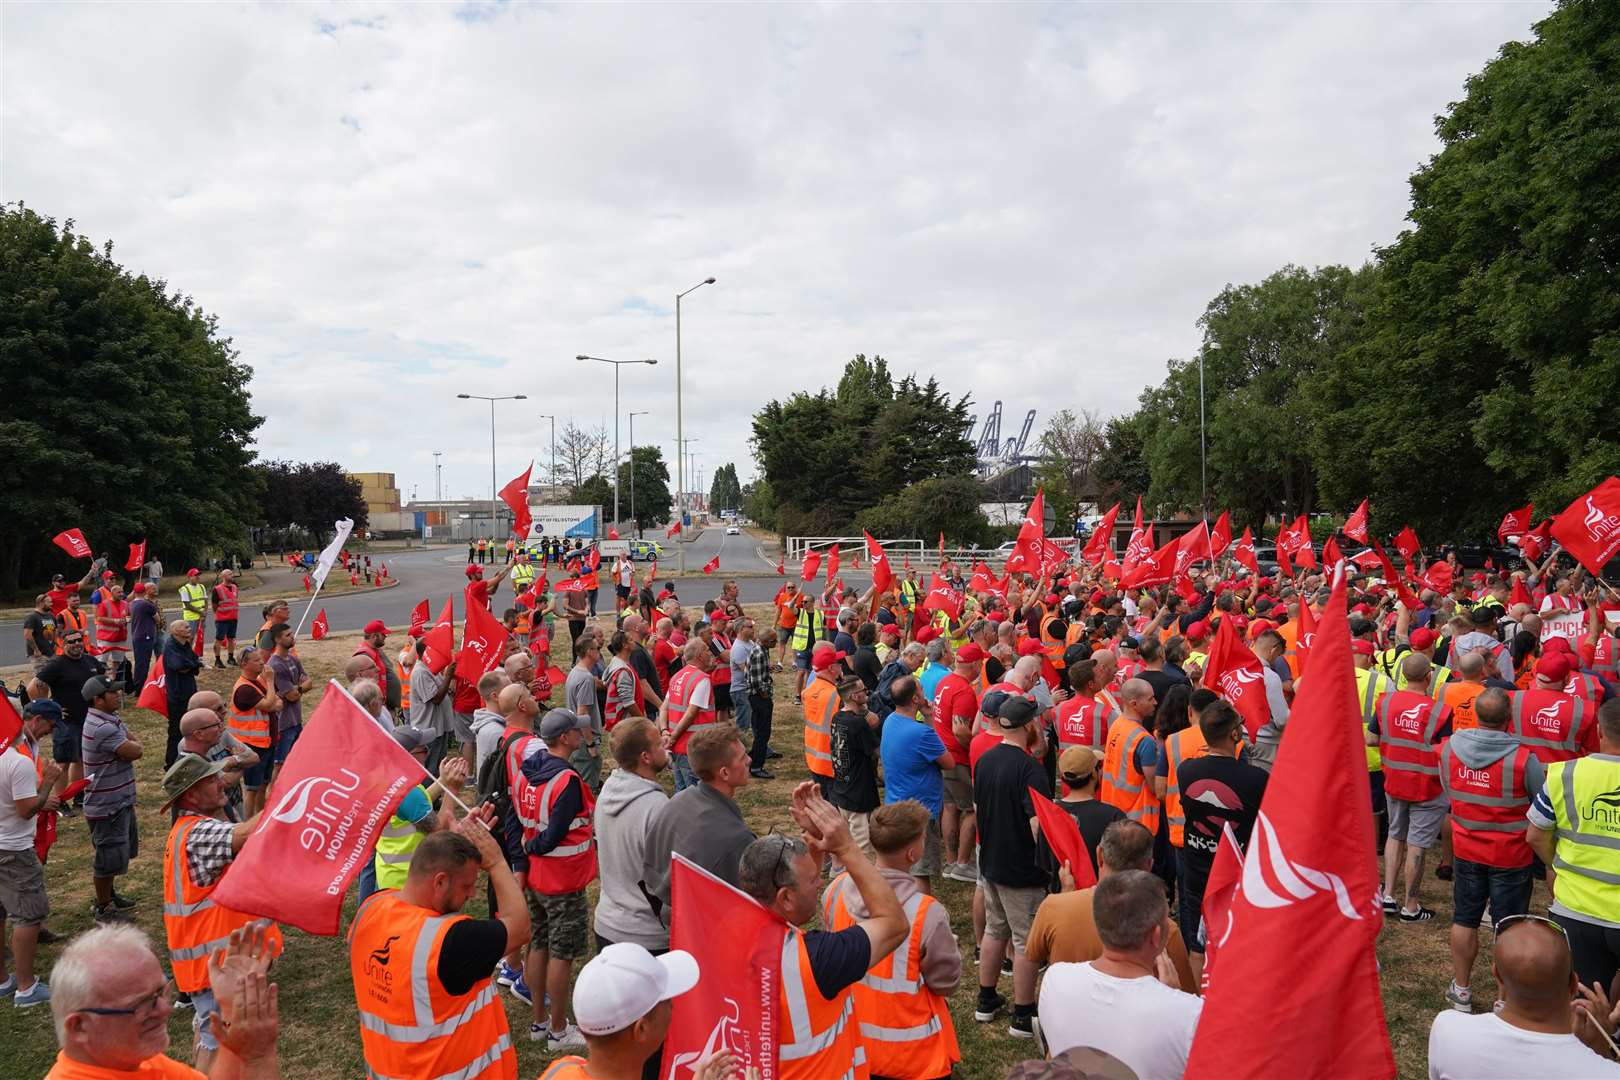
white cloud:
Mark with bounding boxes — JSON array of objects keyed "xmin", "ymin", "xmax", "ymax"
[{"xmin": 2, "ymin": 0, "xmax": 1551, "ymax": 504}]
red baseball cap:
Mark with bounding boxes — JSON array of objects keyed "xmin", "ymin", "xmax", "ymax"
[
  {"xmin": 1350, "ymin": 639, "xmax": 1376, "ymax": 657},
  {"xmin": 879, "ymin": 624, "xmax": 900, "ymax": 639},
  {"xmin": 956, "ymin": 643, "xmax": 986, "ymax": 664},
  {"xmin": 1537, "ymin": 652, "xmax": 1573, "ymax": 681},
  {"xmin": 1408, "ymin": 628, "xmax": 1438, "ymax": 651},
  {"xmin": 186, "ymin": 568, "xmax": 200, "ymax": 577},
  {"xmin": 1543, "ymin": 636, "xmax": 1571, "ymax": 656},
  {"xmin": 1044, "ymin": 594, "xmax": 1060, "ymax": 605},
  {"xmin": 1186, "ymin": 620, "xmax": 1210, "ymax": 640},
  {"xmin": 363, "ymin": 620, "xmax": 391, "ymax": 636},
  {"xmin": 987, "ymin": 611, "xmax": 1006, "ymax": 623},
  {"xmin": 1016, "ymin": 639, "xmax": 1045, "ymax": 657},
  {"xmin": 811, "ymin": 645, "xmax": 846, "ymax": 671},
  {"xmin": 916, "ymin": 626, "xmax": 939, "ymax": 644}
]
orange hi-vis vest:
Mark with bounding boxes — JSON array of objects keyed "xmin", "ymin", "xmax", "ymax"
[
  {"xmin": 1508, "ymin": 689, "xmax": 1593, "ymax": 763},
  {"xmin": 1164, "ymin": 725, "xmax": 1212, "ymax": 848},
  {"xmin": 1443, "ymin": 681, "xmax": 1488, "ymax": 732},
  {"xmin": 1439, "ymin": 741, "xmax": 1538, "ymax": 868},
  {"xmin": 1039, "ymin": 616, "xmax": 1066, "ymax": 662},
  {"xmin": 348, "ymin": 892, "xmax": 516, "ymax": 1080},
  {"xmin": 603, "ymin": 660, "xmax": 642, "ymax": 729},
  {"xmin": 94, "ymin": 598, "xmax": 128, "ymax": 647},
  {"xmin": 1277, "ymin": 619, "xmax": 1301, "ymax": 678},
  {"xmin": 666, "ymin": 666, "xmax": 720, "ymax": 755},
  {"xmin": 397, "ymin": 661, "xmax": 412, "ymax": 712},
  {"xmin": 537, "ymin": 1059, "xmax": 588, "ymax": 1079},
  {"xmin": 1064, "ymin": 621, "xmax": 1089, "ymax": 649},
  {"xmin": 1096, "ymin": 685, "xmax": 1124, "ymax": 719},
  {"xmin": 822, "ymin": 874, "xmax": 959, "ymax": 1080},
  {"xmin": 56, "ymin": 608, "xmax": 87, "ymax": 654},
  {"xmin": 526, "ymin": 767, "xmax": 597, "ymax": 896},
  {"xmin": 1100, "ymin": 717, "xmax": 1161, "ymax": 833},
  {"xmin": 779, "ymin": 925, "xmax": 869, "ymax": 1080},
  {"xmin": 228, "ymin": 674, "xmax": 272, "ymax": 749},
  {"xmin": 1054, "ymin": 696, "xmax": 1109, "ymax": 754},
  {"xmin": 800, "ymin": 675, "xmax": 841, "ymax": 778},
  {"xmin": 163, "ymin": 815, "xmax": 283, "ymax": 994},
  {"xmin": 1376, "ymin": 690, "xmax": 1450, "ymax": 802}
]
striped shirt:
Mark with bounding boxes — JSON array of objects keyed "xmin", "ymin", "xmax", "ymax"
[{"xmin": 81, "ymin": 707, "xmax": 136, "ymax": 817}]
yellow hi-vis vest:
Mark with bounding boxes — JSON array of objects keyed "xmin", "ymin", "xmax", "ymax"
[
  {"xmin": 1544, "ymin": 753, "xmax": 1620, "ymax": 924},
  {"xmin": 179, "ymin": 581, "xmax": 208, "ymax": 622},
  {"xmin": 511, "ymin": 563, "xmax": 536, "ymax": 591},
  {"xmin": 1355, "ymin": 666, "xmax": 1394, "ymax": 773},
  {"xmin": 790, "ymin": 606, "xmax": 823, "ymax": 653},
  {"xmin": 373, "ymin": 810, "xmax": 427, "ymax": 890}
]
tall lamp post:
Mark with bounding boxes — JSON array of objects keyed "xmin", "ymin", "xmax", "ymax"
[
  {"xmin": 628, "ymin": 410, "xmax": 649, "ymax": 538},
  {"xmin": 674, "ymin": 276, "xmax": 715, "ymax": 573},
  {"xmin": 456, "ymin": 393, "xmax": 527, "ymax": 539},
  {"xmin": 537, "ymin": 414, "xmax": 557, "ymax": 501},
  {"xmin": 577, "ymin": 355, "xmax": 657, "ymax": 531}
]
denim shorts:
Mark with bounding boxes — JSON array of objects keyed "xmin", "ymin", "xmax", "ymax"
[
  {"xmin": 191, "ymin": 988, "xmax": 221, "ymax": 1051},
  {"xmin": 241, "ymin": 745, "xmax": 273, "ymax": 790},
  {"xmin": 1451, "ymin": 857, "xmax": 1532, "ymax": 929},
  {"xmin": 52, "ymin": 718, "xmax": 83, "ymax": 764},
  {"xmin": 273, "ymin": 723, "xmax": 302, "ymax": 764}
]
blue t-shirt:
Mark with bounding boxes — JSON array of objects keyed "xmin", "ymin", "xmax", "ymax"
[
  {"xmin": 880, "ymin": 711, "xmax": 946, "ymax": 816},
  {"xmin": 918, "ymin": 662, "xmax": 950, "ymax": 704},
  {"xmin": 397, "ymin": 785, "xmax": 433, "ymax": 824},
  {"xmin": 1133, "ymin": 736, "xmax": 1160, "ymax": 775}
]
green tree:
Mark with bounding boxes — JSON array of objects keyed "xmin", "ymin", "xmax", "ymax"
[
  {"xmin": 1095, "ymin": 413, "xmax": 1151, "ymax": 509},
  {"xmin": 0, "ymin": 204, "xmax": 263, "ymax": 592},
  {"xmin": 741, "ymin": 479, "xmax": 777, "ymax": 532},
  {"xmin": 619, "ymin": 446, "xmax": 672, "ymax": 533},
  {"xmin": 708, "ymin": 462, "xmax": 742, "ymax": 512},
  {"xmin": 571, "ymin": 473, "xmax": 614, "ymax": 511},
  {"xmin": 253, "ymin": 461, "xmax": 367, "ymax": 545},
  {"xmin": 855, "ymin": 476, "xmax": 992, "ymax": 548}
]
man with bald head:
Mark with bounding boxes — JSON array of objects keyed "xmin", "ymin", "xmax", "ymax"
[
  {"xmin": 1099, "ymin": 678, "xmax": 1163, "ymax": 849},
  {"xmin": 177, "ymin": 706, "xmax": 256, "ymax": 822},
  {"xmin": 1367, "ymin": 652, "xmax": 1454, "ymax": 922},
  {"xmin": 620, "ymin": 612, "xmax": 665, "ymax": 708}
]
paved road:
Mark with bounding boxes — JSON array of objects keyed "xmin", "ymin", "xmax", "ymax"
[{"xmin": 0, "ymin": 530, "xmax": 862, "ymax": 667}]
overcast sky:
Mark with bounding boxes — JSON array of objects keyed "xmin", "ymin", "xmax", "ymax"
[{"xmin": 3, "ymin": 1, "xmax": 1551, "ymax": 508}]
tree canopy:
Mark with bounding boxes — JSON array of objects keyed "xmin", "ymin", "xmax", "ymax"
[
  {"xmin": 618, "ymin": 446, "xmax": 672, "ymax": 532},
  {"xmin": 708, "ymin": 463, "xmax": 742, "ymax": 513},
  {"xmin": 254, "ymin": 461, "xmax": 368, "ymax": 546}
]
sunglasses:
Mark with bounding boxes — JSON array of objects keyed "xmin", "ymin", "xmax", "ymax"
[{"xmin": 1494, "ymin": 912, "xmax": 1567, "ymax": 941}]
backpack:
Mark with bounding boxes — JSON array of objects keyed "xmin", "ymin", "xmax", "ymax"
[
  {"xmin": 475, "ymin": 729, "xmax": 527, "ymax": 832},
  {"xmin": 869, "ymin": 658, "xmax": 909, "ymax": 720}
]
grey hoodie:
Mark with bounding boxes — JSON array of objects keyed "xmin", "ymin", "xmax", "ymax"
[
  {"xmin": 1447, "ymin": 727, "xmax": 1546, "ymax": 798},
  {"xmin": 470, "ymin": 708, "xmax": 507, "ymax": 774},
  {"xmin": 593, "ymin": 767, "xmax": 671, "ymax": 949}
]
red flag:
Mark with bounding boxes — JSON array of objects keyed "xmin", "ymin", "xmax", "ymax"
[
  {"xmin": 455, "ymin": 597, "xmax": 509, "ymax": 689},
  {"xmin": 1173, "ymin": 521, "xmax": 1212, "ymax": 580},
  {"xmin": 498, "ymin": 464, "xmax": 533, "ymax": 539},
  {"xmin": 1290, "ymin": 515, "xmax": 1317, "ymax": 569},
  {"xmin": 1198, "ymin": 823, "xmax": 1245, "ymax": 994},
  {"xmin": 939, "ymin": 531, "xmax": 946, "ymax": 562},
  {"xmin": 1322, "ymin": 535, "xmax": 1343, "ymax": 569},
  {"xmin": 922, "ymin": 573, "xmax": 963, "ymax": 621},
  {"xmin": 1296, "ymin": 599, "xmax": 1316, "ymax": 676},
  {"xmin": 125, "ymin": 540, "xmax": 147, "ymax": 572},
  {"xmin": 1369, "ymin": 539, "xmax": 1423, "ymax": 611},
  {"xmin": 1498, "ymin": 503, "xmax": 1533, "ymax": 543},
  {"xmin": 211, "ymin": 684, "xmax": 427, "ymax": 935},
  {"xmin": 666, "ymin": 854, "xmax": 778, "ymax": 1074},
  {"xmin": 1551, "ymin": 477, "xmax": 1620, "ymax": 574},
  {"xmin": 136, "ymin": 658, "xmax": 168, "ymax": 715},
  {"xmin": 1342, "ymin": 499, "xmax": 1370, "ymax": 544},
  {"xmin": 1030, "ymin": 787, "xmax": 1096, "ymax": 889},
  {"xmin": 311, "ymin": 609, "xmax": 329, "ymax": 640},
  {"xmin": 825, "ymin": 546, "xmax": 840, "ymax": 585},
  {"xmin": 776, "ymin": 554, "xmax": 785, "ymax": 576},
  {"xmin": 586, "ymin": 546, "xmax": 601, "ymax": 573},
  {"xmin": 1009, "ymin": 491, "xmax": 1045, "ymax": 573},
  {"xmin": 666, "ymin": 520, "xmax": 682, "ymax": 538},
  {"xmin": 1275, "ymin": 537, "xmax": 1293, "ymax": 579},
  {"xmin": 421, "ymin": 598, "xmax": 457, "ymax": 674},
  {"xmin": 0, "ymin": 692, "xmax": 22, "ymax": 757},
  {"xmin": 607, "ymin": 526, "xmax": 620, "ymax": 540},
  {"xmin": 1120, "ymin": 531, "xmax": 1177, "ymax": 589},
  {"xmin": 1082, "ymin": 503, "xmax": 1121, "ymax": 566},
  {"xmin": 1209, "ymin": 511, "xmax": 1232, "ymax": 560},
  {"xmin": 1202, "ymin": 613, "xmax": 1270, "ymax": 738},
  {"xmin": 865, "ymin": 533, "xmax": 894, "ymax": 594},
  {"xmin": 409, "ymin": 598, "xmax": 430, "ymax": 637},
  {"xmin": 1184, "ymin": 566, "xmax": 1393, "ymax": 1080},
  {"xmin": 1518, "ymin": 520, "xmax": 1552, "ymax": 562},
  {"xmin": 1511, "ymin": 576, "xmax": 1533, "ymax": 607},
  {"xmin": 702, "ymin": 555, "xmax": 720, "ymax": 575},
  {"xmin": 1421, "ymin": 560, "xmax": 1454, "ymax": 595},
  {"xmin": 52, "ymin": 529, "xmax": 91, "ymax": 559},
  {"xmin": 554, "ymin": 577, "xmax": 587, "ymax": 593},
  {"xmin": 969, "ymin": 561, "xmax": 997, "ymax": 594},
  {"xmin": 800, "ymin": 550, "xmax": 821, "ymax": 582},
  {"xmin": 1233, "ymin": 527, "xmax": 1258, "ymax": 574},
  {"xmin": 1350, "ymin": 550, "xmax": 1382, "ymax": 570},
  {"xmin": 1394, "ymin": 525, "xmax": 1421, "ymax": 562}
]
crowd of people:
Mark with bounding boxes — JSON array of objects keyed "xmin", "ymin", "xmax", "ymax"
[{"xmin": 9, "ymin": 529, "xmax": 1620, "ymax": 1079}]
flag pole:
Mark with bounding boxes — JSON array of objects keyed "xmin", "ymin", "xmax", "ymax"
[{"xmin": 293, "ymin": 577, "xmax": 327, "ymax": 637}]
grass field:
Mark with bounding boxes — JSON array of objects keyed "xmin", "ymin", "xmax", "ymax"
[{"xmin": 0, "ymin": 605, "xmax": 1535, "ymax": 1078}]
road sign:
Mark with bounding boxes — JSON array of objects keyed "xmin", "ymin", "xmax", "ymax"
[{"xmin": 598, "ymin": 539, "xmax": 630, "ymax": 556}]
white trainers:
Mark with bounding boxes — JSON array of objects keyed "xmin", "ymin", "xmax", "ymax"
[
  {"xmin": 1445, "ymin": 981, "xmax": 1472, "ymax": 1013},
  {"xmin": 546, "ymin": 1023, "xmax": 587, "ymax": 1049}
]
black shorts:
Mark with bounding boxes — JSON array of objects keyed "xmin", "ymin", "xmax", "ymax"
[
  {"xmin": 715, "ymin": 684, "xmax": 733, "ymax": 712},
  {"xmin": 214, "ymin": 619, "xmax": 238, "ymax": 641},
  {"xmin": 53, "ymin": 718, "xmax": 83, "ymax": 764},
  {"xmin": 1177, "ymin": 872, "xmax": 1206, "ymax": 953},
  {"xmin": 616, "ymin": 585, "xmax": 632, "ymax": 599}
]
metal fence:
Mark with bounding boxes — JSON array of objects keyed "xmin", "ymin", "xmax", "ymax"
[{"xmin": 785, "ymin": 536, "xmax": 1006, "ymax": 567}]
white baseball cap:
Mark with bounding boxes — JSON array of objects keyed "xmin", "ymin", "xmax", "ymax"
[{"xmin": 573, "ymin": 943, "xmax": 701, "ymax": 1035}]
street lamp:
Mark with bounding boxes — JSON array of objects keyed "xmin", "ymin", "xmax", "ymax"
[
  {"xmin": 577, "ymin": 355, "xmax": 657, "ymax": 531},
  {"xmin": 675, "ymin": 276, "xmax": 716, "ymax": 573},
  {"xmin": 537, "ymin": 414, "xmax": 557, "ymax": 501},
  {"xmin": 679, "ymin": 437, "xmax": 700, "ymax": 517},
  {"xmin": 628, "ymin": 410, "xmax": 649, "ymax": 538},
  {"xmin": 457, "ymin": 393, "xmax": 527, "ymax": 541},
  {"xmin": 1199, "ymin": 342, "xmax": 1220, "ymax": 518}
]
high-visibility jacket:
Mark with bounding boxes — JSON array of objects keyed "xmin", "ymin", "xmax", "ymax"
[
  {"xmin": 179, "ymin": 582, "xmax": 208, "ymax": 622},
  {"xmin": 1439, "ymin": 741, "xmax": 1537, "ymax": 868},
  {"xmin": 1593, "ymin": 636, "xmax": 1619, "ymax": 679},
  {"xmin": 790, "ymin": 606, "xmax": 823, "ymax": 653},
  {"xmin": 1096, "ymin": 685, "xmax": 1124, "ymax": 719},
  {"xmin": 164, "ymin": 815, "xmax": 283, "ymax": 994},
  {"xmin": 1375, "ymin": 690, "xmax": 1450, "ymax": 802},
  {"xmin": 1544, "ymin": 754, "xmax": 1620, "ymax": 924},
  {"xmin": 397, "ymin": 661, "xmax": 412, "ymax": 711},
  {"xmin": 1384, "ymin": 650, "xmax": 1450, "ymax": 699},
  {"xmin": 1354, "ymin": 667, "xmax": 1395, "ymax": 773},
  {"xmin": 212, "ymin": 583, "xmax": 238, "ymax": 622},
  {"xmin": 94, "ymin": 598, "xmax": 128, "ymax": 648},
  {"xmin": 1565, "ymin": 671, "xmax": 1604, "ymax": 712},
  {"xmin": 374, "ymin": 805, "xmax": 427, "ymax": 891},
  {"xmin": 228, "ymin": 674, "xmax": 272, "ymax": 748},
  {"xmin": 353, "ymin": 642, "xmax": 388, "ymax": 693},
  {"xmin": 779, "ymin": 925, "xmax": 868, "ymax": 1080},
  {"xmin": 899, "ymin": 580, "xmax": 919, "ymax": 611},
  {"xmin": 1508, "ymin": 688, "xmax": 1594, "ymax": 763},
  {"xmin": 1054, "ymin": 696, "xmax": 1109, "ymax": 754},
  {"xmin": 1164, "ymin": 725, "xmax": 1213, "ymax": 847},
  {"xmin": 55, "ymin": 608, "xmax": 88, "ymax": 655},
  {"xmin": 822, "ymin": 875, "xmax": 958, "ymax": 1080},
  {"xmin": 1064, "ymin": 622, "xmax": 1089, "ymax": 649},
  {"xmin": 1443, "ymin": 681, "xmax": 1488, "ymax": 733},
  {"xmin": 537, "ymin": 1059, "xmax": 588, "ymax": 1079},
  {"xmin": 667, "ymin": 666, "xmax": 721, "ymax": 755},
  {"xmin": 348, "ymin": 891, "xmax": 515, "ymax": 1080},
  {"xmin": 1100, "ymin": 717, "xmax": 1160, "ymax": 833},
  {"xmin": 603, "ymin": 659, "xmax": 643, "ymax": 729},
  {"xmin": 527, "ymin": 767, "xmax": 596, "ymax": 895},
  {"xmin": 1039, "ymin": 616, "xmax": 1066, "ymax": 662},
  {"xmin": 510, "ymin": 563, "xmax": 536, "ymax": 591},
  {"xmin": 1277, "ymin": 620, "xmax": 1301, "ymax": 678},
  {"xmin": 800, "ymin": 675, "xmax": 841, "ymax": 778}
]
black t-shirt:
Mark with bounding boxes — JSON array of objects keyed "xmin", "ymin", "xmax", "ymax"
[
  {"xmin": 36, "ymin": 653, "xmax": 106, "ymax": 725},
  {"xmin": 829, "ymin": 709, "xmax": 881, "ymax": 813},
  {"xmin": 985, "ymin": 656, "xmax": 1007, "ymax": 686},
  {"xmin": 849, "ymin": 646, "xmax": 881, "ymax": 691},
  {"xmin": 437, "ymin": 917, "xmax": 510, "ymax": 996},
  {"xmin": 1040, "ymin": 798, "xmax": 1126, "ymax": 881},
  {"xmin": 1139, "ymin": 667, "xmax": 1187, "ymax": 709},
  {"xmin": 802, "ymin": 925, "xmax": 871, "ymax": 1000},
  {"xmin": 973, "ymin": 741, "xmax": 1052, "ymax": 888},
  {"xmin": 23, "ymin": 612, "xmax": 55, "ymax": 656},
  {"xmin": 1177, "ymin": 755, "xmax": 1269, "ymax": 895}
]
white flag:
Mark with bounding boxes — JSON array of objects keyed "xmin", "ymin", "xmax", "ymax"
[{"xmin": 312, "ymin": 518, "xmax": 354, "ymax": 588}]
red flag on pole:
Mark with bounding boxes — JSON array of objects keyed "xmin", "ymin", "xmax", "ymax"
[
  {"xmin": 1275, "ymin": 538, "xmax": 1293, "ymax": 579},
  {"xmin": 607, "ymin": 526, "xmax": 619, "ymax": 540},
  {"xmin": 665, "ymin": 854, "xmax": 779, "ymax": 1074},
  {"xmin": 310, "ymin": 609, "xmax": 329, "ymax": 640},
  {"xmin": 1343, "ymin": 499, "xmax": 1370, "ymax": 544},
  {"xmin": 1030, "ymin": 787, "xmax": 1096, "ymax": 889},
  {"xmin": 421, "ymin": 598, "xmax": 457, "ymax": 674},
  {"xmin": 776, "ymin": 554, "xmax": 786, "ymax": 576},
  {"xmin": 455, "ymin": 598, "xmax": 509, "ymax": 689},
  {"xmin": 1184, "ymin": 566, "xmax": 1393, "ymax": 1080},
  {"xmin": 1198, "ymin": 823, "xmax": 1245, "ymax": 994},
  {"xmin": 1322, "ymin": 535, "xmax": 1343, "ymax": 569},
  {"xmin": 1369, "ymin": 539, "xmax": 1423, "ymax": 611},
  {"xmin": 1202, "ymin": 614, "xmax": 1270, "ymax": 738},
  {"xmin": 969, "ymin": 562, "xmax": 997, "ymax": 594},
  {"xmin": 409, "ymin": 598, "xmax": 430, "ymax": 637},
  {"xmin": 1295, "ymin": 599, "xmax": 1316, "ymax": 676},
  {"xmin": 125, "ymin": 540, "xmax": 147, "ymax": 572},
  {"xmin": 1173, "ymin": 521, "xmax": 1212, "ymax": 580},
  {"xmin": 136, "ymin": 657, "xmax": 169, "ymax": 715},
  {"xmin": 922, "ymin": 573, "xmax": 963, "ymax": 621},
  {"xmin": 800, "ymin": 550, "xmax": 821, "ymax": 583},
  {"xmin": 1421, "ymin": 561, "xmax": 1454, "ymax": 595},
  {"xmin": 1394, "ymin": 525, "xmax": 1421, "ymax": 563},
  {"xmin": 554, "ymin": 577, "xmax": 586, "ymax": 594},
  {"xmin": 1122, "ymin": 501, "xmax": 1152, "ymax": 579},
  {"xmin": 1208, "ymin": 511, "xmax": 1232, "ymax": 560},
  {"xmin": 498, "ymin": 463, "xmax": 533, "ymax": 539},
  {"xmin": 825, "ymin": 546, "xmax": 840, "ymax": 585},
  {"xmin": 865, "ymin": 532, "xmax": 894, "ymax": 594},
  {"xmin": 702, "ymin": 555, "xmax": 720, "ymax": 575},
  {"xmin": 211, "ymin": 683, "xmax": 428, "ymax": 935},
  {"xmin": 1498, "ymin": 503, "xmax": 1533, "ymax": 543},
  {"xmin": 666, "ymin": 520, "xmax": 682, "ymax": 538},
  {"xmin": 0, "ymin": 692, "xmax": 22, "ymax": 757},
  {"xmin": 1550, "ymin": 477, "xmax": 1620, "ymax": 574},
  {"xmin": 1518, "ymin": 520, "xmax": 1552, "ymax": 562},
  {"xmin": 1082, "ymin": 503, "xmax": 1120, "ymax": 566},
  {"xmin": 1233, "ymin": 527, "xmax": 1258, "ymax": 574},
  {"xmin": 1120, "ymin": 531, "xmax": 1176, "ymax": 589},
  {"xmin": 1008, "ymin": 491, "xmax": 1045, "ymax": 573},
  {"xmin": 939, "ymin": 531, "xmax": 946, "ymax": 562},
  {"xmin": 1290, "ymin": 515, "xmax": 1317, "ymax": 569},
  {"xmin": 52, "ymin": 529, "xmax": 91, "ymax": 559},
  {"xmin": 1350, "ymin": 549, "xmax": 1382, "ymax": 571}
]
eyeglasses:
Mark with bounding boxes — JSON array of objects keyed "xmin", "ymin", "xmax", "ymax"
[
  {"xmin": 1494, "ymin": 913, "xmax": 1568, "ymax": 942},
  {"xmin": 77, "ymin": 978, "xmax": 175, "ymax": 1019}
]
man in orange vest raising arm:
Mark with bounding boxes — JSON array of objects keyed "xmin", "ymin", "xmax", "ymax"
[
  {"xmin": 737, "ymin": 782, "xmax": 909, "ymax": 1080},
  {"xmin": 159, "ymin": 754, "xmax": 285, "ymax": 1073},
  {"xmin": 349, "ymin": 813, "xmax": 530, "ymax": 1080}
]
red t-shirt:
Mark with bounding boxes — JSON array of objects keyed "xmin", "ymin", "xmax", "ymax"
[
  {"xmin": 46, "ymin": 585, "xmax": 79, "ymax": 617},
  {"xmin": 653, "ymin": 638, "xmax": 677, "ymax": 686},
  {"xmin": 467, "ymin": 579, "xmax": 492, "ymax": 610},
  {"xmin": 968, "ymin": 729, "xmax": 1003, "ymax": 773},
  {"xmin": 931, "ymin": 672, "xmax": 978, "ymax": 767}
]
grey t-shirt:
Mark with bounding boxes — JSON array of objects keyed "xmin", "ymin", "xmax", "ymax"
[
  {"xmin": 729, "ymin": 639, "xmax": 754, "ymax": 695},
  {"xmin": 566, "ymin": 664, "xmax": 603, "ymax": 735},
  {"xmin": 266, "ymin": 652, "xmax": 307, "ymax": 732},
  {"xmin": 410, "ymin": 662, "xmax": 455, "ymax": 738},
  {"xmin": 82, "ymin": 708, "xmax": 136, "ymax": 817}
]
